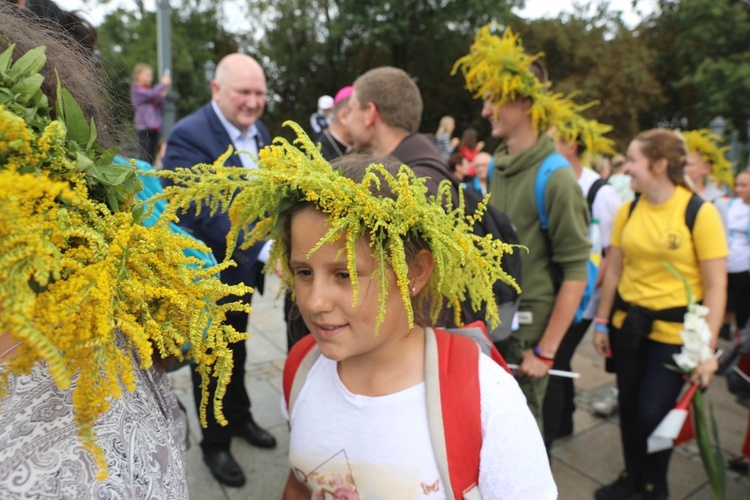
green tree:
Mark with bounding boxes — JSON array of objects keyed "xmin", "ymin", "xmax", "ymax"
[
  {"xmin": 641, "ymin": 0, "xmax": 750, "ymax": 143},
  {"xmin": 511, "ymin": 4, "xmax": 664, "ymax": 151},
  {"xmin": 96, "ymin": 1, "xmax": 243, "ymax": 137},
  {"xmin": 245, "ymin": 0, "xmax": 523, "ymax": 138}
]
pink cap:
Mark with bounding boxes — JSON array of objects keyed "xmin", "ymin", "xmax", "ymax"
[{"xmin": 333, "ymin": 86, "xmax": 353, "ymax": 105}]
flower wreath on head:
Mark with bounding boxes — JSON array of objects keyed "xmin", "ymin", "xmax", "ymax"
[
  {"xmin": 154, "ymin": 121, "xmax": 521, "ymax": 333},
  {"xmin": 452, "ymin": 23, "xmax": 615, "ymax": 157},
  {"xmin": 681, "ymin": 129, "xmax": 734, "ymax": 189},
  {"xmin": 0, "ymin": 44, "xmax": 250, "ymax": 477}
]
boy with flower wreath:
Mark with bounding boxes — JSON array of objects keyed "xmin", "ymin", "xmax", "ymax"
[{"xmin": 453, "ymin": 25, "xmax": 590, "ymax": 429}]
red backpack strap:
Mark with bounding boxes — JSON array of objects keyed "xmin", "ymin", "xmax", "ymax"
[
  {"xmin": 282, "ymin": 334, "xmax": 319, "ymax": 413},
  {"xmin": 426, "ymin": 327, "xmax": 483, "ymax": 499}
]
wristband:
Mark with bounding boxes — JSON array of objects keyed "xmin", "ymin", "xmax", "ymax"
[
  {"xmin": 593, "ymin": 317, "xmax": 609, "ymax": 325},
  {"xmin": 533, "ymin": 346, "xmax": 555, "ymax": 366},
  {"xmin": 594, "ymin": 323, "xmax": 610, "ymax": 334}
]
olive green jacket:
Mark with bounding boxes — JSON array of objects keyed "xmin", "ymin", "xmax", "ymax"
[{"xmin": 489, "ymin": 135, "xmax": 590, "ymax": 341}]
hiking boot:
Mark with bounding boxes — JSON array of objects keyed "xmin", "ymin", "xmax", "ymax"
[
  {"xmin": 593, "ymin": 387, "xmax": 619, "ymax": 417},
  {"xmin": 594, "ymin": 472, "xmax": 640, "ymax": 500}
]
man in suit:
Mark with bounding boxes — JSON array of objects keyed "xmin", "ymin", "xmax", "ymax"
[{"xmin": 163, "ymin": 53, "xmax": 276, "ymax": 488}]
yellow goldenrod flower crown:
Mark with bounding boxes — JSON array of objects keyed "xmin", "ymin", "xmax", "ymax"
[
  {"xmin": 452, "ymin": 23, "xmax": 613, "ymax": 149},
  {"xmin": 155, "ymin": 121, "xmax": 520, "ymax": 333},
  {"xmin": 0, "ymin": 44, "xmax": 250, "ymax": 478},
  {"xmin": 552, "ymin": 100, "xmax": 617, "ymax": 164},
  {"xmin": 682, "ymin": 129, "xmax": 734, "ymax": 189}
]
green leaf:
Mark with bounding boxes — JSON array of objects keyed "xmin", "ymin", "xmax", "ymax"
[
  {"xmin": 74, "ymin": 152, "xmax": 93, "ymax": 172},
  {"xmin": 59, "ymin": 88, "xmax": 90, "ymax": 146},
  {"xmin": 7, "ymin": 46, "xmax": 46, "ymax": 80},
  {"xmin": 11, "ymin": 74, "xmax": 44, "ymax": 105},
  {"xmin": 86, "ymin": 118, "xmax": 97, "ymax": 151},
  {"xmin": 0, "ymin": 44, "xmax": 15, "ymax": 74}
]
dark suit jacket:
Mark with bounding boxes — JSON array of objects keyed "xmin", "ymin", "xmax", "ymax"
[{"xmin": 162, "ymin": 104, "xmax": 271, "ymax": 298}]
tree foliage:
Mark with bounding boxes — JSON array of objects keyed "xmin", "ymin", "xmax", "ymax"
[
  {"xmin": 244, "ymin": 0, "xmax": 523, "ymax": 138},
  {"xmin": 88, "ymin": 0, "xmax": 746, "ymax": 160},
  {"xmin": 96, "ymin": 0, "xmax": 244, "ymax": 137},
  {"xmin": 640, "ymin": 0, "xmax": 750, "ymax": 140},
  {"xmin": 509, "ymin": 4, "xmax": 663, "ymax": 151}
]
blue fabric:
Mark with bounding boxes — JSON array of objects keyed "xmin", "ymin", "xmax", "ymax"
[
  {"xmin": 534, "ymin": 153, "xmax": 596, "ymax": 324},
  {"xmin": 114, "ymin": 155, "xmax": 218, "ymax": 269}
]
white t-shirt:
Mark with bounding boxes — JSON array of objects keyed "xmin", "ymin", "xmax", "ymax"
[
  {"xmin": 578, "ymin": 168, "xmax": 623, "ymax": 318},
  {"xmin": 726, "ymin": 199, "xmax": 750, "ymax": 273},
  {"xmin": 283, "ymin": 340, "xmax": 556, "ymax": 499}
]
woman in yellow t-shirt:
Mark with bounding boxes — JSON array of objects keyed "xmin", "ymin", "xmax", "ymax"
[{"xmin": 592, "ymin": 130, "xmax": 727, "ymax": 500}]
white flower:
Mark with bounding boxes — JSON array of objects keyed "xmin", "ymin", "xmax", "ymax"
[{"xmin": 673, "ymin": 350, "xmax": 700, "ymax": 371}]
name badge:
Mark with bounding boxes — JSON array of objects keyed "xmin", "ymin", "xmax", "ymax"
[{"xmin": 517, "ymin": 311, "xmax": 533, "ymax": 325}]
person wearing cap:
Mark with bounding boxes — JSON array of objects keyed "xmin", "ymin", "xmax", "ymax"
[
  {"xmin": 310, "ymin": 94, "xmax": 333, "ymax": 135},
  {"xmin": 314, "ymin": 86, "xmax": 353, "ymax": 161}
]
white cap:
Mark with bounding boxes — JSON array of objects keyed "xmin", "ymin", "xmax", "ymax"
[{"xmin": 318, "ymin": 95, "xmax": 334, "ymax": 110}]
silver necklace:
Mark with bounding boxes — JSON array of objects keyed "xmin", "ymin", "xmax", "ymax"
[{"xmin": 0, "ymin": 341, "xmax": 23, "ymax": 361}]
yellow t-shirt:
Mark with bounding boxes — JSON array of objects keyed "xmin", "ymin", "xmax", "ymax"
[{"xmin": 610, "ymin": 186, "xmax": 727, "ymax": 344}]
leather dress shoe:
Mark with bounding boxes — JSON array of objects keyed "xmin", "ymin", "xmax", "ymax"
[
  {"xmin": 203, "ymin": 450, "xmax": 246, "ymax": 487},
  {"xmin": 728, "ymin": 455, "xmax": 749, "ymax": 474},
  {"xmin": 234, "ymin": 416, "xmax": 277, "ymax": 449}
]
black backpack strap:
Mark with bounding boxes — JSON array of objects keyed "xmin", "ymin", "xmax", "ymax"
[
  {"xmin": 684, "ymin": 193, "xmax": 704, "ymax": 233},
  {"xmin": 587, "ymin": 178, "xmax": 608, "ymax": 214},
  {"xmin": 627, "ymin": 192, "xmax": 641, "ymax": 219}
]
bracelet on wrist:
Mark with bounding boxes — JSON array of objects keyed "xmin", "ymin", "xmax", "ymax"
[
  {"xmin": 533, "ymin": 346, "xmax": 555, "ymax": 366},
  {"xmin": 594, "ymin": 323, "xmax": 610, "ymax": 334},
  {"xmin": 593, "ymin": 316, "xmax": 609, "ymax": 325}
]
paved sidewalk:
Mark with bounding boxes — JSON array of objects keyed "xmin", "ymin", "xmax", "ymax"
[{"xmin": 169, "ymin": 274, "xmax": 750, "ymax": 499}]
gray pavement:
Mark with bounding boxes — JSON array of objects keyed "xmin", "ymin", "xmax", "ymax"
[{"xmin": 169, "ymin": 274, "xmax": 750, "ymax": 499}]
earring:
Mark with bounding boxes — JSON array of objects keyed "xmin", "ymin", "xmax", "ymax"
[{"xmin": 411, "ymin": 287, "xmax": 416, "ymax": 293}]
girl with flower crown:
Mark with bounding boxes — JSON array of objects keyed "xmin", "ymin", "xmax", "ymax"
[
  {"xmin": 592, "ymin": 129, "xmax": 727, "ymax": 499},
  {"xmin": 155, "ymin": 125, "xmax": 556, "ymax": 498},
  {"xmin": 281, "ymin": 155, "xmax": 554, "ymax": 499}
]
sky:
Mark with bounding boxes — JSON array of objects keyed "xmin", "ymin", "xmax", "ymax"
[{"xmin": 58, "ymin": 0, "xmax": 659, "ymax": 29}]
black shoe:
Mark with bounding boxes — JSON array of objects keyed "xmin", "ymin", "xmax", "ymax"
[
  {"xmin": 639, "ymin": 483, "xmax": 668, "ymax": 499},
  {"xmin": 203, "ymin": 450, "xmax": 246, "ymax": 487},
  {"xmin": 595, "ymin": 472, "xmax": 640, "ymax": 500},
  {"xmin": 728, "ymin": 455, "xmax": 750, "ymax": 474},
  {"xmin": 234, "ymin": 416, "xmax": 277, "ymax": 449}
]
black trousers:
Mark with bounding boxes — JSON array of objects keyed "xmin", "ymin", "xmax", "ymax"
[
  {"xmin": 728, "ymin": 271, "xmax": 750, "ymax": 331},
  {"xmin": 612, "ymin": 330, "xmax": 684, "ymax": 491},
  {"xmin": 543, "ymin": 318, "xmax": 591, "ymax": 448},
  {"xmin": 136, "ymin": 128, "xmax": 159, "ymax": 164},
  {"xmin": 192, "ymin": 310, "xmax": 251, "ymax": 455}
]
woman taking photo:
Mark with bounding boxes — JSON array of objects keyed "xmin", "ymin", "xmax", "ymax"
[{"xmin": 592, "ymin": 129, "xmax": 727, "ymax": 500}]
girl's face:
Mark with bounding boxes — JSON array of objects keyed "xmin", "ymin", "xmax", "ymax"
[
  {"xmin": 624, "ymin": 140, "xmax": 660, "ymax": 193},
  {"xmin": 290, "ymin": 209, "xmax": 415, "ymax": 363},
  {"xmin": 736, "ymin": 172, "xmax": 750, "ymax": 203},
  {"xmin": 136, "ymin": 67, "xmax": 154, "ymax": 86},
  {"xmin": 684, "ymin": 151, "xmax": 711, "ymax": 184}
]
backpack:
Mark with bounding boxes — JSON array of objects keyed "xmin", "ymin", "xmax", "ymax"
[
  {"xmin": 627, "ymin": 191, "xmax": 704, "ymax": 231},
  {"xmin": 534, "ymin": 153, "xmax": 602, "ymax": 324},
  {"xmin": 282, "ymin": 321, "xmax": 510, "ymax": 500},
  {"xmin": 417, "ymin": 163, "xmax": 523, "ymax": 341}
]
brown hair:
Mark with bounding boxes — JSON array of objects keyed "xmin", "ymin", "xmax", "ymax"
[
  {"xmin": 0, "ymin": 5, "xmax": 116, "ymax": 148},
  {"xmin": 279, "ymin": 154, "xmax": 436, "ymax": 326},
  {"xmin": 633, "ymin": 129, "xmax": 690, "ymax": 189},
  {"xmin": 353, "ymin": 66, "xmax": 423, "ymax": 134},
  {"xmin": 460, "ymin": 127, "xmax": 478, "ymax": 150}
]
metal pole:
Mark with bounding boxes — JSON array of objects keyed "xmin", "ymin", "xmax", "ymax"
[{"xmin": 157, "ymin": 0, "xmax": 175, "ymax": 138}]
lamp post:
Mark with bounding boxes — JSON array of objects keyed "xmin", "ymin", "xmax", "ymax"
[
  {"xmin": 203, "ymin": 60, "xmax": 216, "ymax": 89},
  {"xmin": 157, "ymin": 0, "xmax": 175, "ymax": 138}
]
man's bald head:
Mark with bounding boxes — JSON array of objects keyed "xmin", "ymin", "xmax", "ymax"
[{"xmin": 211, "ymin": 53, "xmax": 266, "ymax": 133}]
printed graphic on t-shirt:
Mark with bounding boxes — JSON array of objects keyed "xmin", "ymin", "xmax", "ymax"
[
  {"xmin": 293, "ymin": 448, "xmax": 443, "ymax": 498},
  {"xmin": 294, "ymin": 449, "xmax": 359, "ymax": 499}
]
